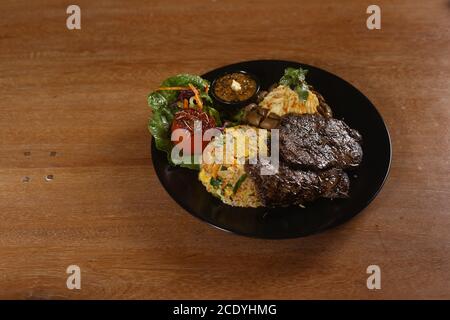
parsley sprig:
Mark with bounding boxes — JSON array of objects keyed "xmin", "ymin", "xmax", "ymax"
[{"xmin": 279, "ymin": 67, "xmax": 310, "ymax": 101}]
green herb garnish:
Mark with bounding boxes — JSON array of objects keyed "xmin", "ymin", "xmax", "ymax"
[
  {"xmin": 233, "ymin": 174, "xmax": 247, "ymax": 194},
  {"xmin": 279, "ymin": 67, "xmax": 309, "ymax": 102},
  {"xmin": 210, "ymin": 177, "xmax": 222, "ymax": 188}
]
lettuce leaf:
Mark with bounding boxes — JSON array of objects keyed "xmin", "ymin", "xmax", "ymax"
[
  {"xmin": 148, "ymin": 92, "xmax": 176, "ymax": 154},
  {"xmin": 147, "ymin": 74, "xmax": 221, "ymax": 170}
]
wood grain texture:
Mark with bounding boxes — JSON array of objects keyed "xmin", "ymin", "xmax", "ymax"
[{"xmin": 0, "ymin": 0, "xmax": 449, "ymax": 299}]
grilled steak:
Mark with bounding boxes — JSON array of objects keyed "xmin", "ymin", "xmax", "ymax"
[
  {"xmin": 279, "ymin": 114, "xmax": 363, "ymax": 170},
  {"xmin": 245, "ymin": 161, "xmax": 350, "ymax": 207}
]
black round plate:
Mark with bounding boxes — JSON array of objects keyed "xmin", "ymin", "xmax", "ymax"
[{"xmin": 151, "ymin": 60, "xmax": 391, "ymax": 239}]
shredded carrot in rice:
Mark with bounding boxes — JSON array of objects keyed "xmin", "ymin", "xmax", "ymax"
[
  {"xmin": 183, "ymin": 98, "xmax": 188, "ymax": 109},
  {"xmin": 211, "ymin": 164, "xmax": 220, "ymax": 178}
]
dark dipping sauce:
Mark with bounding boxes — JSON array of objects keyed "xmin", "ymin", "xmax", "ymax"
[{"xmin": 213, "ymin": 72, "xmax": 257, "ymax": 103}]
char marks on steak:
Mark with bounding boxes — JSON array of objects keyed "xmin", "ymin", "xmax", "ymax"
[
  {"xmin": 243, "ymin": 113, "xmax": 363, "ymax": 207},
  {"xmin": 245, "ymin": 161, "xmax": 350, "ymax": 207},
  {"xmin": 279, "ymin": 114, "xmax": 363, "ymax": 170}
]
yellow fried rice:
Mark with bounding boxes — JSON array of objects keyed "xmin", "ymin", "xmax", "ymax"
[{"xmin": 198, "ymin": 125, "xmax": 267, "ymax": 208}]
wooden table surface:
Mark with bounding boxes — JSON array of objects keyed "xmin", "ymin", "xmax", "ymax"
[{"xmin": 0, "ymin": 0, "xmax": 448, "ymax": 299}]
